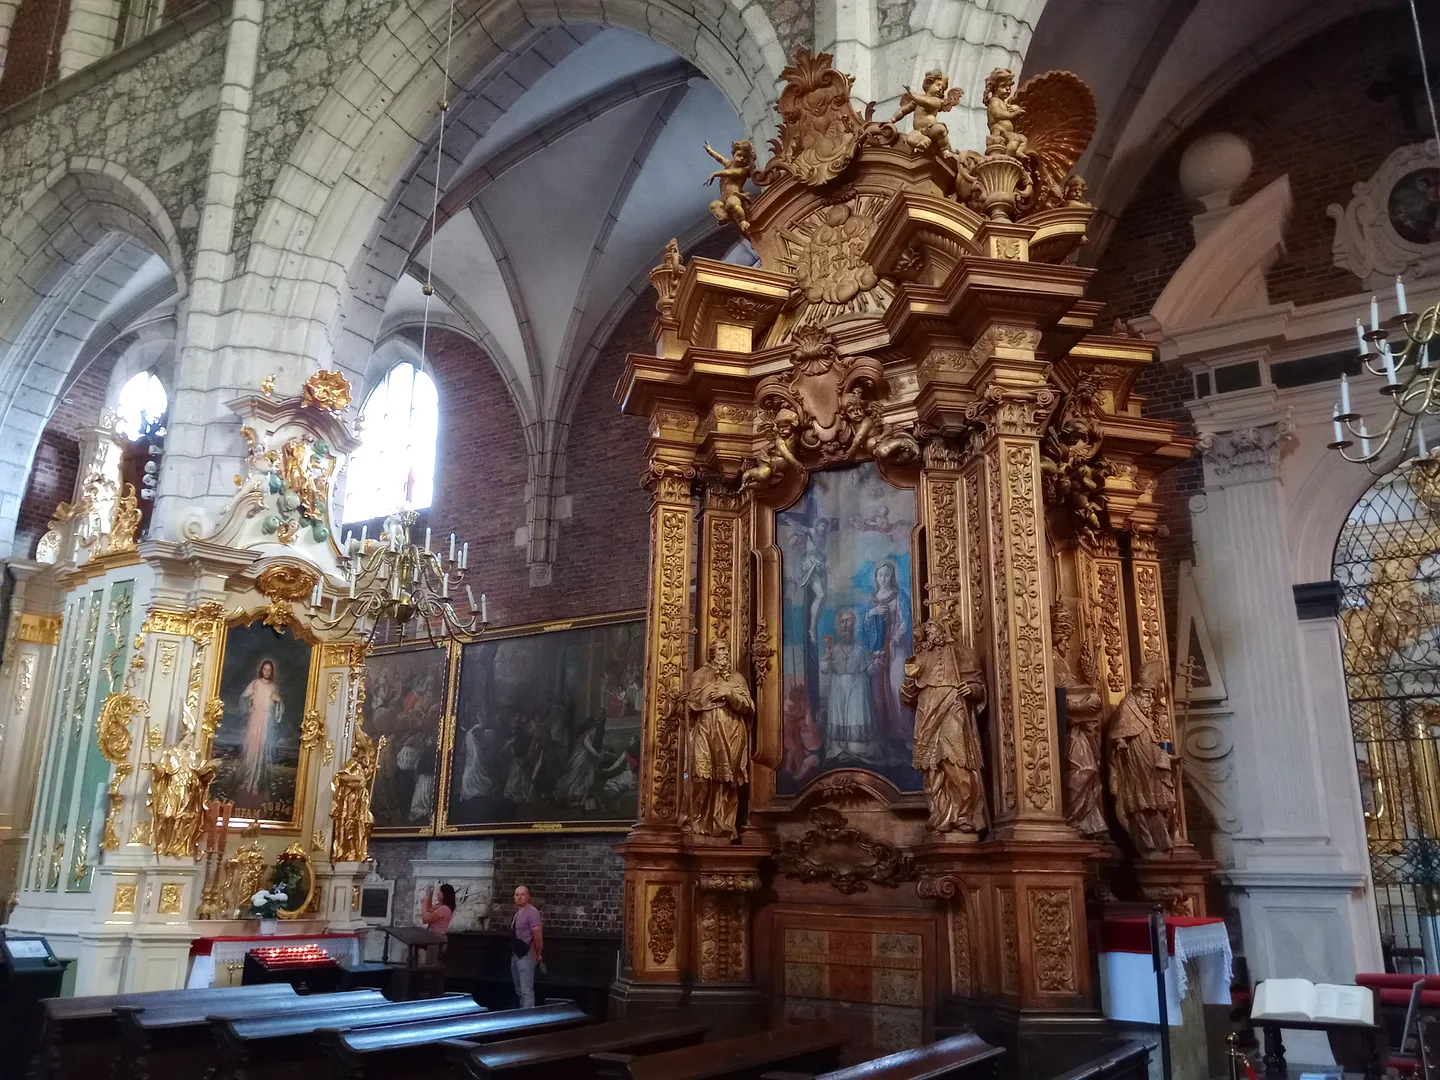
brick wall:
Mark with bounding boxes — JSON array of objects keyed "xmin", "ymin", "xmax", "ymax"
[
  {"xmin": 489, "ymin": 835, "xmax": 624, "ymax": 935},
  {"xmin": 0, "ymin": 0, "xmax": 68, "ymax": 108}
]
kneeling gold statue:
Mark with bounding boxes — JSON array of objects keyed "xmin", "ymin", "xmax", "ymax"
[{"xmin": 901, "ymin": 619, "xmax": 988, "ymax": 834}]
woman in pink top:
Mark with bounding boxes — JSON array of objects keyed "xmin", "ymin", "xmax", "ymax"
[{"xmin": 421, "ymin": 883, "xmax": 456, "ymax": 935}]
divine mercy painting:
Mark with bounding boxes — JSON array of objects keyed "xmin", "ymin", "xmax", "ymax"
[
  {"xmin": 209, "ymin": 619, "xmax": 315, "ymax": 824},
  {"xmin": 444, "ymin": 617, "xmax": 645, "ymax": 831},
  {"xmin": 777, "ymin": 462, "xmax": 922, "ymax": 794},
  {"xmin": 364, "ymin": 645, "xmax": 449, "ymax": 834}
]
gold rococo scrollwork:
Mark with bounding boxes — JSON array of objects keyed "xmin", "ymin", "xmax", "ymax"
[{"xmin": 16, "ymin": 614, "xmax": 63, "ymax": 645}]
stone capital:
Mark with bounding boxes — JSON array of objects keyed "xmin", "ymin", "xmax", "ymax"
[{"xmin": 1197, "ymin": 416, "xmax": 1295, "ymax": 485}]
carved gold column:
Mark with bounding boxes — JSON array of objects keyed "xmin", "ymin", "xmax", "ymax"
[{"xmin": 970, "ymin": 379, "xmax": 1066, "ymax": 838}]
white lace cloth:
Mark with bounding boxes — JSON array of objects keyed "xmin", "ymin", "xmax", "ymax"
[{"xmin": 1100, "ymin": 920, "xmax": 1233, "ymax": 1026}]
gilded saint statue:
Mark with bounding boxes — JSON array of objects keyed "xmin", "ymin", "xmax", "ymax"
[
  {"xmin": 684, "ymin": 640, "xmax": 756, "ymax": 839},
  {"xmin": 1108, "ymin": 659, "xmax": 1175, "ymax": 854},
  {"xmin": 149, "ymin": 744, "xmax": 218, "ymax": 858},
  {"xmin": 900, "ymin": 619, "xmax": 988, "ymax": 834},
  {"xmin": 1064, "ymin": 680, "xmax": 1109, "ymax": 839},
  {"xmin": 331, "ymin": 725, "xmax": 386, "ymax": 862}
]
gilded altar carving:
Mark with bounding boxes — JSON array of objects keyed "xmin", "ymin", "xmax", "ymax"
[
  {"xmin": 257, "ymin": 563, "xmax": 321, "ymax": 602},
  {"xmin": 891, "ymin": 70, "xmax": 964, "ymax": 161},
  {"xmin": 647, "ymin": 886, "xmax": 678, "ymax": 965},
  {"xmin": 646, "ymin": 504, "xmax": 691, "ymax": 822},
  {"xmin": 1041, "ymin": 379, "xmax": 1106, "ymax": 540},
  {"xmin": 650, "ymin": 239, "xmax": 684, "ymax": 320},
  {"xmin": 698, "ymin": 890, "xmax": 749, "ymax": 983},
  {"xmin": 331, "ymin": 725, "xmax": 385, "ymax": 862},
  {"xmin": 902, "ymin": 620, "xmax": 988, "ymax": 833},
  {"xmin": 16, "ymin": 613, "xmax": 62, "ymax": 645},
  {"xmin": 793, "ymin": 199, "xmax": 879, "ymax": 306},
  {"xmin": 300, "ymin": 710, "xmax": 325, "ymax": 751},
  {"xmin": 705, "ymin": 516, "xmax": 736, "ymax": 647},
  {"xmin": 1000, "ymin": 889, "xmax": 1020, "ymax": 994},
  {"xmin": 301, "ymin": 369, "xmax": 352, "ymax": 413},
  {"xmin": 684, "ymin": 640, "xmax": 755, "ymax": 839},
  {"xmin": 148, "ymin": 744, "xmax": 218, "ymax": 858},
  {"xmin": 1142, "ymin": 885, "xmax": 1196, "ymax": 917},
  {"xmin": 1108, "ymin": 661, "xmax": 1176, "ymax": 855},
  {"xmin": 987, "ymin": 453, "xmax": 1017, "ymax": 815},
  {"xmin": 705, "ymin": 140, "xmax": 756, "ymax": 234},
  {"xmin": 1091, "ymin": 560, "xmax": 1127, "ymax": 695},
  {"xmin": 966, "ymin": 384, "xmax": 1057, "ymax": 439},
  {"xmin": 97, "ymin": 641, "xmax": 146, "ymax": 851},
  {"xmin": 158, "ymin": 882, "xmax": 184, "ymax": 915},
  {"xmin": 1031, "ymin": 889, "xmax": 1077, "ymax": 992},
  {"xmin": 108, "ymin": 484, "xmax": 141, "ymax": 554},
  {"xmin": 950, "ymin": 900, "xmax": 973, "ymax": 996},
  {"xmin": 112, "ymin": 883, "xmax": 137, "ymax": 914},
  {"xmin": 750, "ymin": 618, "xmax": 775, "ymax": 687},
  {"xmin": 752, "ymin": 48, "xmax": 868, "ymax": 188},
  {"xmin": 777, "ymin": 807, "xmax": 917, "ymax": 894},
  {"xmin": 925, "ymin": 476, "xmax": 962, "ymax": 617}
]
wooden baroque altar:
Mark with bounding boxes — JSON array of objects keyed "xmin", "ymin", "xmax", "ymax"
[{"xmin": 611, "ymin": 52, "xmax": 1209, "ymax": 1049}]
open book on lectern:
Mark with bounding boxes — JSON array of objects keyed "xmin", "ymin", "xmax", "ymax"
[{"xmin": 1251, "ymin": 979, "xmax": 1374, "ymax": 1026}]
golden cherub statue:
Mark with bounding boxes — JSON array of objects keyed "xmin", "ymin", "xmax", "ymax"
[
  {"xmin": 983, "ymin": 68, "xmax": 1028, "ymax": 158},
  {"xmin": 740, "ymin": 407, "xmax": 803, "ymax": 491},
  {"xmin": 705, "ymin": 139, "xmax": 756, "ymax": 233},
  {"xmin": 890, "ymin": 70, "xmax": 963, "ymax": 159},
  {"xmin": 107, "ymin": 483, "xmax": 141, "ymax": 554},
  {"xmin": 330, "ymin": 725, "xmax": 386, "ymax": 862}
]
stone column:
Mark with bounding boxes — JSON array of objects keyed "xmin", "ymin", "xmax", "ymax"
[
  {"xmin": 970, "ymin": 381, "xmax": 1066, "ymax": 839},
  {"xmin": 1192, "ymin": 412, "xmax": 1374, "ymax": 980},
  {"xmin": 58, "ymin": 0, "xmax": 120, "ymax": 78}
]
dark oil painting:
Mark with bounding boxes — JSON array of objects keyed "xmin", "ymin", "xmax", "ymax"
[
  {"xmin": 445, "ymin": 618, "xmax": 645, "ymax": 830},
  {"xmin": 210, "ymin": 619, "xmax": 315, "ymax": 823},
  {"xmin": 364, "ymin": 645, "xmax": 448, "ymax": 833}
]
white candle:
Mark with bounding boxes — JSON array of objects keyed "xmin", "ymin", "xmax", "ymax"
[
  {"xmin": 1420, "ymin": 426, "xmax": 1429, "ymax": 458},
  {"xmin": 1397, "ymin": 276, "xmax": 1408, "ymax": 314},
  {"xmin": 481, "ymin": 593, "xmax": 488, "ymax": 624},
  {"xmin": 343, "ymin": 529, "xmax": 352, "ymax": 551},
  {"xmin": 424, "ymin": 527, "xmax": 431, "ymax": 552},
  {"xmin": 1359, "ymin": 422, "xmax": 1371, "ymax": 457},
  {"xmin": 361, "ymin": 524, "xmax": 368, "ymax": 545},
  {"xmin": 465, "ymin": 584, "xmax": 476, "ymax": 611},
  {"xmin": 442, "ymin": 573, "xmax": 449, "ymax": 598},
  {"xmin": 461, "ymin": 542, "xmax": 468, "ymax": 570},
  {"xmin": 330, "ymin": 596, "xmax": 338, "ymax": 618},
  {"xmin": 1385, "ymin": 345, "xmax": 1397, "ymax": 384},
  {"xmin": 449, "ymin": 533, "xmax": 456, "ymax": 562},
  {"xmin": 1371, "ymin": 295, "xmax": 1380, "ymax": 332},
  {"xmin": 1341, "ymin": 373, "xmax": 1352, "ymax": 414},
  {"xmin": 1356, "ymin": 320, "xmax": 1366, "ymax": 356},
  {"xmin": 1333, "ymin": 405, "xmax": 1344, "ymax": 445},
  {"xmin": 349, "ymin": 572, "xmax": 356, "ymax": 598},
  {"xmin": 1424, "ymin": 344, "xmax": 1431, "ymax": 371}
]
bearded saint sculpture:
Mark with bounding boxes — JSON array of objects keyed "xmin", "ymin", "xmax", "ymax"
[
  {"xmin": 685, "ymin": 640, "xmax": 756, "ymax": 839},
  {"xmin": 900, "ymin": 619, "xmax": 988, "ymax": 834},
  {"xmin": 1108, "ymin": 659, "xmax": 1175, "ymax": 854}
]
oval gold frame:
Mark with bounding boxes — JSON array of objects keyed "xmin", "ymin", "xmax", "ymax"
[{"xmin": 275, "ymin": 845, "xmax": 316, "ymax": 919}]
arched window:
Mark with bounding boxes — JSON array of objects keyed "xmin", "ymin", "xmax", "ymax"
[
  {"xmin": 114, "ymin": 371, "xmax": 168, "ymax": 440},
  {"xmin": 343, "ymin": 362, "xmax": 440, "ymax": 523},
  {"xmin": 1335, "ymin": 459, "xmax": 1440, "ymax": 972}
]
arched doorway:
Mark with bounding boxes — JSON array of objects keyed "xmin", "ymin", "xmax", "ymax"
[{"xmin": 1335, "ymin": 459, "xmax": 1440, "ymax": 973}]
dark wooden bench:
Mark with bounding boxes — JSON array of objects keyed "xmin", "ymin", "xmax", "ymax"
[
  {"xmin": 213, "ymin": 992, "xmax": 484, "ymax": 1080},
  {"xmin": 444, "ymin": 931, "xmax": 620, "ymax": 1016},
  {"xmin": 759, "ymin": 1032, "xmax": 1005, "ymax": 1080},
  {"xmin": 592, "ymin": 1019, "xmax": 843, "ymax": 1080},
  {"xmin": 322, "ymin": 999, "xmax": 591, "ymax": 1079},
  {"xmin": 453, "ymin": 1011, "xmax": 712, "ymax": 1079},
  {"xmin": 30, "ymin": 983, "xmax": 298, "ymax": 1080},
  {"xmin": 1047, "ymin": 1039, "xmax": 1156, "ymax": 1080},
  {"xmin": 116, "ymin": 988, "xmax": 386, "ymax": 1080}
]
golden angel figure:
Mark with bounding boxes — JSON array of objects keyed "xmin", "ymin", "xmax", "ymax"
[
  {"xmin": 891, "ymin": 70, "xmax": 963, "ymax": 159},
  {"xmin": 983, "ymin": 69, "xmax": 1028, "ymax": 158},
  {"xmin": 685, "ymin": 640, "xmax": 755, "ymax": 839},
  {"xmin": 705, "ymin": 140, "xmax": 756, "ymax": 233},
  {"xmin": 900, "ymin": 619, "xmax": 988, "ymax": 834},
  {"xmin": 149, "ymin": 745, "xmax": 218, "ymax": 858},
  {"xmin": 740, "ymin": 408, "xmax": 803, "ymax": 491}
]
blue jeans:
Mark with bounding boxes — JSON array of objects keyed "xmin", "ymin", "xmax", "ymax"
[{"xmin": 511, "ymin": 952, "xmax": 536, "ymax": 1008}]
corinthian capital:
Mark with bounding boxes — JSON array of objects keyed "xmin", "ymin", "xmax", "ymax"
[
  {"xmin": 1196, "ymin": 415, "xmax": 1295, "ymax": 484},
  {"xmin": 965, "ymin": 383, "xmax": 1058, "ymax": 439}
]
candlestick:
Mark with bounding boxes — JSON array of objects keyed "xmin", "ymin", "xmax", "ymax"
[
  {"xmin": 465, "ymin": 584, "xmax": 476, "ymax": 611},
  {"xmin": 461, "ymin": 542, "xmax": 468, "ymax": 569},
  {"xmin": 1397, "ymin": 276, "xmax": 1408, "ymax": 314},
  {"xmin": 1356, "ymin": 320, "xmax": 1366, "ymax": 356},
  {"xmin": 1385, "ymin": 345, "xmax": 1397, "ymax": 384},
  {"xmin": 424, "ymin": 527, "xmax": 431, "ymax": 552},
  {"xmin": 481, "ymin": 593, "xmax": 488, "ymax": 624},
  {"xmin": 1359, "ymin": 422, "xmax": 1371, "ymax": 457},
  {"xmin": 442, "ymin": 572, "xmax": 449, "ymax": 598},
  {"xmin": 1341, "ymin": 373, "xmax": 1351, "ymax": 414},
  {"xmin": 1371, "ymin": 295, "xmax": 1380, "ymax": 332},
  {"xmin": 1333, "ymin": 406, "xmax": 1344, "ymax": 445},
  {"xmin": 361, "ymin": 524, "xmax": 368, "ymax": 545},
  {"xmin": 449, "ymin": 533, "xmax": 456, "ymax": 562}
]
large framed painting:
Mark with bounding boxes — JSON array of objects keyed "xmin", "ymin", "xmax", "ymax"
[
  {"xmin": 364, "ymin": 643, "xmax": 451, "ymax": 835},
  {"xmin": 776, "ymin": 462, "xmax": 922, "ymax": 795},
  {"xmin": 439, "ymin": 612, "xmax": 646, "ymax": 833},
  {"xmin": 208, "ymin": 616, "xmax": 320, "ymax": 828}
]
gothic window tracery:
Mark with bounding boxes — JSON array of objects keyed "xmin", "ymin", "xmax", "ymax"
[{"xmin": 342, "ymin": 362, "xmax": 439, "ymax": 524}]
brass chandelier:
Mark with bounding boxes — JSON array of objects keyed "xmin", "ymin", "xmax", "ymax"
[
  {"xmin": 1329, "ymin": 281, "xmax": 1439, "ymax": 473},
  {"xmin": 310, "ymin": 509, "xmax": 487, "ymax": 644}
]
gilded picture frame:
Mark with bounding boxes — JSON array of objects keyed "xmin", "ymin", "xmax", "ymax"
[
  {"xmin": 436, "ymin": 609, "xmax": 647, "ymax": 835},
  {"xmin": 205, "ymin": 610, "xmax": 323, "ymax": 832},
  {"xmin": 363, "ymin": 640, "xmax": 455, "ymax": 838},
  {"xmin": 751, "ymin": 460, "xmax": 927, "ymax": 810}
]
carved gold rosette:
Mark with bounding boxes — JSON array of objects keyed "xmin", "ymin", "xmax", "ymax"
[{"xmin": 611, "ymin": 49, "xmax": 1205, "ymax": 1025}]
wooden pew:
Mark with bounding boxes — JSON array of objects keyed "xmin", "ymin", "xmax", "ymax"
[
  {"xmin": 116, "ymin": 988, "xmax": 386, "ymax": 1080},
  {"xmin": 323, "ymin": 999, "xmax": 591, "ymax": 1079},
  {"xmin": 454, "ymin": 1011, "xmax": 712, "ymax": 1079},
  {"xmin": 1047, "ymin": 1039, "xmax": 1156, "ymax": 1080},
  {"xmin": 758, "ymin": 1032, "xmax": 1005, "ymax": 1080},
  {"xmin": 591, "ymin": 1019, "xmax": 843, "ymax": 1080},
  {"xmin": 444, "ymin": 931, "xmax": 619, "ymax": 1015},
  {"xmin": 30, "ymin": 983, "xmax": 298, "ymax": 1080},
  {"xmin": 212, "ymin": 992, "xmax": 484, "ymax": 1080}
]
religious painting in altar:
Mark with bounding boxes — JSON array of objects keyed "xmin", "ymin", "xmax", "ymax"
[
  {"xmin": 209, "ymin": 618, "xmax": 319, "ymax": 827},
  {"xmin": 364, "ymin": 644, "xmax": 451, "ymax": 835},
  {"xmin": 440, "ymin": 613, "xmax": 646, "ymax": 832},
  {"xmin": 776, "ymin": 462, "xmax": 921, "ymax": 794}
]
